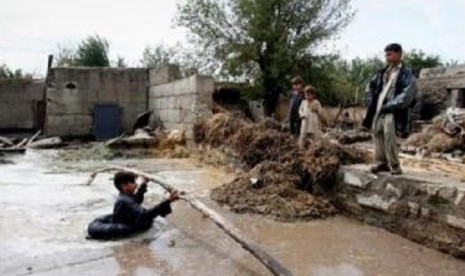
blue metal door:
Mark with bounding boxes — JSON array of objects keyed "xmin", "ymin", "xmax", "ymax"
[{"xmin": 93, "ymin": 103, "xmax": 121, "ymax": 141}]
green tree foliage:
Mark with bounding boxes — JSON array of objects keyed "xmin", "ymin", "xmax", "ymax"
[
  {"xmin": 75, "ymin": 35, "xmax": 110, "ymax": 67},
  {"xmin": 0, "ymin": 64, "xmax": 23, "ymax": 80},
  {"xmin": 301, "ymin": 56, "xmax": 383, "ymax": 106},
  {"xmin": 177, "ymin": 0, "xmax": 354, "ymax": 115},
  {"xmin": 140, "ymin": 44, "xmax": 175, "ymax": 69},
  {"xmin": 403, "ymin": 49, "xmax": 442, "ymax": 77},
  {"xmin": 141, "ymin": 44, "xmax": 204, "ymax": 78}
]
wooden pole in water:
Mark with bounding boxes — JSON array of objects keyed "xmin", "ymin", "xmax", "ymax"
[{"xmin": 85, "ymin": 165, "xmax": 293, "ymax": 276}]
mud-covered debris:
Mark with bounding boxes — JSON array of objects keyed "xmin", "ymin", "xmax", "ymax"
[
  {"xmin": 329, "ymin": 129, "xmax": 372, "ymax": 144},
  {"xmin": 405, "ymin": 115, "xmax": 465, "ymax": 153},
  {"xmin": 196, "ymin": 113, "xmax": 371, "ymax": 221},
  {"xmin": 28, "ymin": 137, "xmax": 64, "ymax": 149}
]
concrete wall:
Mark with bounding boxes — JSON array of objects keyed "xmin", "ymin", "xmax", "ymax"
[
  {"xmin": 418, "ymin": 65, "xmax": 465, "ymax": 119},
  {"xmin": 0, "ymin": 80, "xmax": 44, "ymax": 130},
  {"xmin": 45, "ymin": 68, "xmax": 148, "ymax": 137},
  {"xmin": 337, "ymin": 164, "xmax": 465, "ymax": 258},
  {"xmin": 149, "ymin": 74, "xmax": 213, "ymax": 138},
  {"xmin": 420, "ymin": 65, "xmax": 465, "ymax": 79}
]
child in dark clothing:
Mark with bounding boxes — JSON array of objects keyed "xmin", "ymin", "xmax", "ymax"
[
  {"xmin": 112, "ymin": 171, "xmax": 180, "ymax": 230},
  {"xmin": 87, "ymin": 171, "xmax": 180, "ymax": 240}
]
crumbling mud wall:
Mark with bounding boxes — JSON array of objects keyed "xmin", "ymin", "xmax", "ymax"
[
  {"xmin": 336, "ymin": 164, "xmax": 465, "ymax": 258},
  {"xmin": 45, "ymin": 68, "xmax": 148, "ymax": 137},
  {"xmin": 0, "ymin": 80, "xmax": 44, "ymax": 130},
  {"xmin": 418, "ymin": 65, "xmax": 465, "ymax": 120},
  {"xmin": 148, "ymin": 74, "xmax": 213, "ymax": 138}
]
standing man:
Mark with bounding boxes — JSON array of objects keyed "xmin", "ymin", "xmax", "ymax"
[
  {"xmin": 363, "ymin": 43, "xmax": 418, "ymax": 175},
  {"xmin": 288, "ymin": 76, "xmax": 305, "ymax": 136}
]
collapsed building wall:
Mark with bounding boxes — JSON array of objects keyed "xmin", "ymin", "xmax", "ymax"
[
  {"xmin": 0, "ymin": 80, "xmax": 44, "ymax": 130},
  {"xmin": 148, "ymin": 73, "xmax": 213, "ymax": 138},
  {"xmin": 418, "ymin": 65, "xmax": 465, "ymax": 120},
  {"xmin": 45, "ymin": 68, "xmax": 148, "ymax": 137}
]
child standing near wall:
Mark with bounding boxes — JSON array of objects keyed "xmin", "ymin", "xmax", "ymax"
[{"xmin": 299, "ymin": 85, "xmax": 323, "ymax": 147}]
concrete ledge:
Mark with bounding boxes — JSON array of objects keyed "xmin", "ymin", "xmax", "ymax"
[{"xmin": 335, "ymin": 164, "xmax": 465, "ymax": 258}]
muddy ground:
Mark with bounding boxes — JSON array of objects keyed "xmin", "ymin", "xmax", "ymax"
[{"xmin": 1, "ymin": 150, "xmax": 465, "ymax": 276}]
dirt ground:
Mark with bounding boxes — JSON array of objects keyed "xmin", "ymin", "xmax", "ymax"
[{"xmin": 1, "ymin": 150, "xmax": 465, "ymax": 276}]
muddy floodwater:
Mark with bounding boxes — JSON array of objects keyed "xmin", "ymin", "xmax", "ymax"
[{"xmin": 1, "ymin": 150, "xmax": 464, "ymax": 276}]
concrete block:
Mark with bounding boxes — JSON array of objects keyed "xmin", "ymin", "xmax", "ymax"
[
  {"xmin": 343, "ymin": 171, "xmax": 368, "ymax": 189},
  {"xmin": 437, "ymin": 186, "xmax": 457, "ymax": 202},
  {"xmin": 455, "ymin": 190, "xmax": 465, "ymax": 207},
  {"xmin": 445, "ymin": 215, "xmax": 465, "ymax": 230},
  {"xmin": 407, "ymin": 202, "xmax": 420, "ymax": 218},
  {"xmin": 356, "ymin": 194, "xmax": 396, "ymax": 213},
  {"xmin": 149, "ymin": 65, "xmax": 180, "ymax": 86},
  {"xmin": 385, "ymin": 183, "xmax": 402, "ymax": 199}
]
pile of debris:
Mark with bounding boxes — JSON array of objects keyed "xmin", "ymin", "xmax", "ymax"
[
  {"xmin": 102, "ymin": 126, "xmax": 189, "ymax": 160},
  {"xmin": 327, "ymin": 128, "xmax": 372, "ymax": 145},
  {"xmin": 194, "ymin": 113, "xmax": 371, "ymax": 221},
  {"xmin": 0, "ymin": 131, "xmax": 60, "ymax": 153},
  {"xmin": 403, "ymin": 108, "xmax": 465, "ymax": 155}
]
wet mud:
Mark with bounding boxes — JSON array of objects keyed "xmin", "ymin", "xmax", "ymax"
[{"xmin": 1, "ymin": 150, "xmax": 464, "ymax": 275}]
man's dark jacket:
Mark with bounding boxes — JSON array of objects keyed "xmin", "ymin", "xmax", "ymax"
[{"xmin": 363, "ymin": 63, "xmax": 418, "ymax": 136}]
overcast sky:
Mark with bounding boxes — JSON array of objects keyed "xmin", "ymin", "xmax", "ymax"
[{"xmin": 1, "ymin": 0, "xmax": 464, "ymax": 76}]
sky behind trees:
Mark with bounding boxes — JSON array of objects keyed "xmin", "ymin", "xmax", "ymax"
[{"xmin": 1, "ymin": 0, "xmax": 464, "ymax": 76}]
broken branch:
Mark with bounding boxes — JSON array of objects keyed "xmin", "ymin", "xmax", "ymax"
[{"xmin": 85, "ymin": 165, "xmax": 292, "ymax": 276}]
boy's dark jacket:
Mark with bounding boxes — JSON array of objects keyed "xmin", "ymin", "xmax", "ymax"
[
  {"xmin": 363, "ymin": 63, "xmax": 418, "ymax": 136},
  {"xmin": 113, "ymin": 185, "xmax": 171, "ymax": 229}
]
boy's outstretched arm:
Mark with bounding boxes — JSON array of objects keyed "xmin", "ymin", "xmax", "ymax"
[
  {"xmin": 145, "ymin": 190, "xmax": 181, "ymax": 218},
  {"xmin": 133, "ymin": 178, "xmax": 148, "ymax": 204}
]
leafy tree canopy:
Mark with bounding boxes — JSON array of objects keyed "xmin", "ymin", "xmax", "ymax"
[{"xmin": 177, "ymin": 0, "xmax": 355, "ymax": 115}]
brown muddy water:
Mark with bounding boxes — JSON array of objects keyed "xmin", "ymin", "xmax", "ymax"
[{"xmin": 0, "ymin": 150, "xmax": 464, "ymax": 276}]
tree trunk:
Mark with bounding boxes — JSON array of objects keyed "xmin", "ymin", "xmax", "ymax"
[{"xmin": 262, "ymin": 76, "xmax": 281, "ymax": 117}]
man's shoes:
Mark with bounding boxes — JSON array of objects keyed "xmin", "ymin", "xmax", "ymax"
[
  {"xmin": 370, "ymin": 163, "xmax": 390, "ymax": 174},
  {"xmin": 391, "ymin": 165, "xmax": 403, "ymax": 175}
]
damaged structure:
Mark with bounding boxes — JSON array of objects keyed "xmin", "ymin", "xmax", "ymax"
[
  {"xmin": 0, "ymin": 79, "xmax": 45, "ymax": 131},
  {"xmin": 0, "ymin": 65, "xmax": 212, "ymax": 139},
  {"xmin": 45, "ymin": 66, "xmax": 213, "ymax": 139},
  {"xmin": 0, "ymin": 66, "xmax": 215, "ymax": 139},
  {"xmin": 418, "ymin": 65, "xmax": 465, "ymax": 120}
]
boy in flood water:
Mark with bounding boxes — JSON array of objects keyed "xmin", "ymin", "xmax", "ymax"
[{"xmin": 112, "ymin": 171, "xmax": 180, "ymax": 230}]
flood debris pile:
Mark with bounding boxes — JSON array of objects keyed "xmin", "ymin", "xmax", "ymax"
[
  {"xmin": 0, "ymin": 131, "xmax": 49, "ymax": 153},
  {"xmin": 404, "ymin": 109, "xmax": 465, "ymax": 154},
  {"xmin": 327, "ymin": 128, "xmax": 372, "ymax": 145},
  {"xmin": 103, "ymin": 127, "xmax": 189, "ymax": 159},
  {"xmin": 194, "ymin": 113, "xmax": 370, "ymax": 221}
]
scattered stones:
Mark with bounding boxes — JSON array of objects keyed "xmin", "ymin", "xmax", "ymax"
[
  {"xmin": 343, "ymin": 171, "xmax": 369, "ymax": 189},
  {"xmin": 407, "ymin": 202, "xmax": 420, "ymax": 218},
  {"xmin": 437, "ymin": 186, "xmax": 458, "ymax": 202},
  {"xmin": 356, "ymin": 194, "xmax": 396, "ymax": 213},
  {"xmin": 385, "ymin": 183, "xmax": 402, "ymax": 199},
  {"xmin": 445, "ymin": 215, "xmax": 465, "ymax": 230}
]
